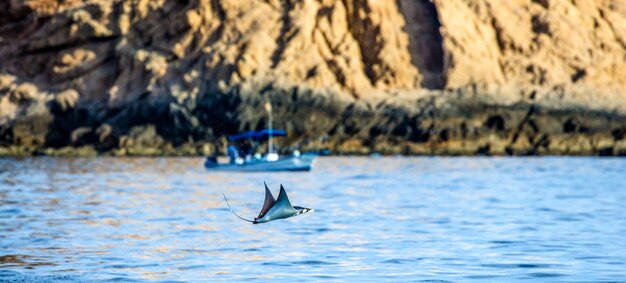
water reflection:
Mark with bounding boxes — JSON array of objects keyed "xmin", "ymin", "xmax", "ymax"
[{"xmin": 0, "ymin": 157, "xmax": 625, "ymax": 281}]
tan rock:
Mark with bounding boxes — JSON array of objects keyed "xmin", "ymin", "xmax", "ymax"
[
  {"xmin": 10, "ymin": 83, "xmax": 40, "ymax": 102},
  {"xmin": 0, "ymin": 0, "xmax": 623, "ymax": 98},
  {"xmin": 54, "ymin": 89, "xmax": 80, "ymax": 112},
  {"xmin": 71, "ymin": 126, "xmax": 93, "ymax": 145},
  {"xmin": 615, "ymin": 140, "xmax": 626, "ymax": 156}
]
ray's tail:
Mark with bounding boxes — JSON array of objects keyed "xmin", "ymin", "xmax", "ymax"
[{"xmin": 222, "ymin": 193, "xmax": 256, "ymax": 223}]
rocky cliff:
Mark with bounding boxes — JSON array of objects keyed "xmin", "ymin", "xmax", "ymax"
[{"xmin": 1, "ymin": 0, "xmax": 625, "ymax": 156}]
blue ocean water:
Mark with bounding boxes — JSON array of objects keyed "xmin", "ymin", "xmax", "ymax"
[{"xmin": 0, "ymin": 157, "xmax": 625, "ymax": 282}]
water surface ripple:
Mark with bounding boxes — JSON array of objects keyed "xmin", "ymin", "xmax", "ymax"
[{"xmin": 1, "ymin": 157, "xmax": 625, "ymax": 282}]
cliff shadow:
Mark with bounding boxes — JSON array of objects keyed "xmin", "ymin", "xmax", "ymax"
[{"xmin": 397, "ymin": 0, "xmax": 446, "ymax": 89}]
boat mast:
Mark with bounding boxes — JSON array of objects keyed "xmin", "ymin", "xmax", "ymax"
[{"xmin": 264, "ymin": 101, "xmax": 273, "ymax": 155}]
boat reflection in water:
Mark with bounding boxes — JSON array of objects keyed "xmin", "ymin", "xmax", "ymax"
[{"xmin": 204, "ymin": 129, "xmax": 317, "ymax": 172}]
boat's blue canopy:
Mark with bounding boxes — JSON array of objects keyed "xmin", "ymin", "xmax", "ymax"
[{"xmin": 228, "ymin": 129, "xmax": 287, "ymax": 141}]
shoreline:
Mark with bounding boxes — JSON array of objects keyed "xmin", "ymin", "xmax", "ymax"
[
  {"xmin": 2, "ymin": 87, "xmax": 626, "ymax": 158},
  {"xmin": 1, "ymin": 149, "xmax": 624, "ymax": 158}
]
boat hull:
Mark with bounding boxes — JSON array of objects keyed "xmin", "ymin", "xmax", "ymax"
[{"xmin": 204, "ymin": 156, "xmax": 315, "ymax": 172}]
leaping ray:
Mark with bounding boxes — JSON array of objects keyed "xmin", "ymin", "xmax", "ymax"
[{"xmin": 222, "ymin": 182, "xmax": 314, "ymax": 224}]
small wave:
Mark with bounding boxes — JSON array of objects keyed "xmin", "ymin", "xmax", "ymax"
[
  {"xmin": 243, "ymin": 248, "xmax": 261, "ymax": 252},
  {"xmin": 527, "ymin": 272, "xmax": 565, "ymax": 278},
  {"xmin": 489, "ymin": 240, "xmax": 519, "ymax": 245},
  {"xmin": 147, "ymin": 217, "xmax": 184, "ymax": 222},
  {"xmin": 293, "ymin": 260, "xmax": 335, "ymax": 265},
  {"xmin": 348, "ymin": 173, "xmax": 378, "ymax": 180},
  {"xmin": 482, "ymin": 263, "xmax": 553, "ymax": 269},
  {"xmin": 313, "ymin": 274, "xmax": 337, "ymax": 279},
  {"xmin": 101, "ymin": 277, "xmax": 142, "ymax": 282},
  {"xmin": 464, "ymin": 274, "xmax": 502, "ymax": 279},
  {"xmin": 261, "ymin": 262, "xmax": 292, "ymax": 267},
  {"xmin": 178, "ymin": 265, "xmax": 207, "ymax": 270},
  {"xmin": 0, "ymin": 209, "xmax": 20, "ymax": 214},
  {"xmin": 555, "ymin": 194, "xmax": 592, "ymax": 200},
  {"xmin": 380, "ymin": 258, "xmax": 419, "ymax": 264},
  {"xmin": 104, "ymin": 263, "xmax": 159, "ymax": 269}
]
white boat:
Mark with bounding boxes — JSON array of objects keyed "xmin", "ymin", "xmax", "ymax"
[
  {"xmin": 204, "ymin": 154, "xmax": 316, "ymax": 172},
  {"xmin": 204, "ymin": 101, "xmax": 316, "ymax": 172}
]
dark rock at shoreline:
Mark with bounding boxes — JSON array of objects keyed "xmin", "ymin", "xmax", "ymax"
[{"xmin": 1, "ymin": 83, "xmax": 625, "ymax": 157}]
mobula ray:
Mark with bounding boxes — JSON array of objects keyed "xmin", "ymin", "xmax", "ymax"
[{"xmin": 223, "ymin": 182, "xmax": 314, "ymax": 224}]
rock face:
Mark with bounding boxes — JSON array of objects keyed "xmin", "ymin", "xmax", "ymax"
[{"xmin": 0, "ymin": 0, "xmax": 625, "ymax": 156}]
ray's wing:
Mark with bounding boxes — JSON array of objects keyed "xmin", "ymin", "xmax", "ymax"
[
  {"xmin": 257, "ymin": 181, "xmax": 276, "ymax": 219},
  {"xmin": 274, "ymin": 184, "xmax": 296, "ymax": 210}
]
